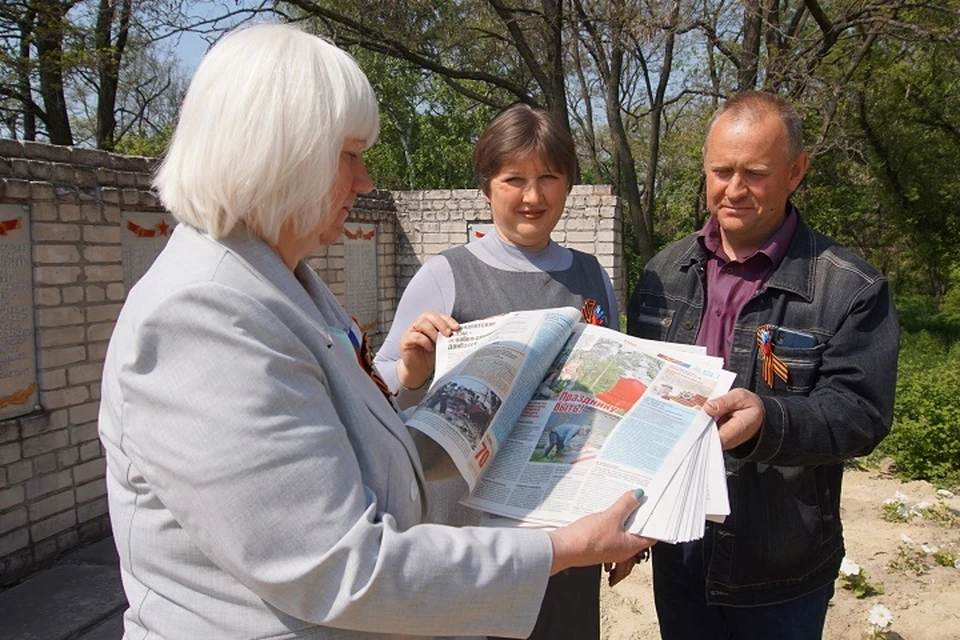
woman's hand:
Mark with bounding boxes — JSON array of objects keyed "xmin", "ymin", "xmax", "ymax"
[
  {"xmin": 397, "ymin": 312, "xmax": 460, "ymax": 390},
  {"xmin": 547, "ymin": 490, "xmax": 656, "ymax": 576}
]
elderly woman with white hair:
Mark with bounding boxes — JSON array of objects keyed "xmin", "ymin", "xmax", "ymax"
[{"xmin": 98, "ymin": 22, "xmax": 653, "ymax": 639}]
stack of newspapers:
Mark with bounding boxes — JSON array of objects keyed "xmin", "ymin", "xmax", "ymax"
[{"xmin": 405, "ymin": 306, "xmax": 735, "ymax": 543}]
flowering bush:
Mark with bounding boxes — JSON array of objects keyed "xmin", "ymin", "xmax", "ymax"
[
  {"xmin": 879, "ymin": 491, "xmax": 958, "ymax": 526},
  {"xmin": 838, "ymin": 556, "xmax": 884, "ymax": 597},
  {"xmin": 889, "ymin": 533, "xmax": 960, "ymax": 574},
  {"xmin": 863, "ymin": 603, "xmax": 894, "ymax": 639}
]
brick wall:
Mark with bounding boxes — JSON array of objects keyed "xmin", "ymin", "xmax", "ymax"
[
  {"xmin": 0, "ymin": 140, "xmax": 161, "ymax": 584},
  {"xmin": 392, "ymin": 185, "xmax": 624, "ymax": 315},
  {"xmin": 0, "ymin": 139, "xmax": 622, "ymax": 586}
]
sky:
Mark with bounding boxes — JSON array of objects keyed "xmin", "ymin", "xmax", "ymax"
[
  {"xmin": 172, "ymin": 1, "xmax": 268, "ymax": 74},
  {"xmin": 174, "ymin": 30, "xmax": 209, "ymax": 74}
]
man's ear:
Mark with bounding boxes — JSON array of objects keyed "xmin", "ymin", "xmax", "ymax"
[{"xmin": 789, "ymin": 152, "xmax": 809, "ymax": 191}]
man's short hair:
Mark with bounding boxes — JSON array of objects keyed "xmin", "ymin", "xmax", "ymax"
[
  {"xmin": 154, "ymin": 23, "xmax": 379, "ymax": 245},
  {"xmin": 472, "ymin": 103, "xmax": 578, "ymax": 195},
  {"xmin": 705, "ymin": 91, "xmax": 805, "ymax": 160}
]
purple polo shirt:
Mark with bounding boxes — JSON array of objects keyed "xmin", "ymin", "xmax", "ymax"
[{"xmin": 695, "ymin": 206, "xmax": 798, "ymax": 365}]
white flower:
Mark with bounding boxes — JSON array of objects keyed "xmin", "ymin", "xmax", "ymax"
[
  {"xmin": 921, "ymin": 544, "xmax": 937, "ymax": 554},
  {"xmin": 840, "ymin": 556, "xmax": 861, "ymax": 576},
  {"xmin": 900, "ymin": 533, "xmax": 915, "ymax": 545},
  {"xmin": 882, "ymin": 497, "xmax": 899, "ymax": 505},
  {"xmin": 868, "ymin": 604, "xmax": 894, "ymax": 630},
  {"xmin": 936, "ymin": 489, "xmax": 955, "ymax": 499},
  {"xmin": 914, "ymin": 500, "xmax": 932, "ymax": 511},
  {"xmin": 954, "ymin": 558, "xmax": 960, "ymax": 570},
  {"xmin": 893, "ymin": 491, "xmax": 910, "ymax": 503}
]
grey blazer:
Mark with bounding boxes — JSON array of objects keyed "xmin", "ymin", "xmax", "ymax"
[{"xmin": 99, "ymin": 224, "xmax": 552, "ymax": 639}]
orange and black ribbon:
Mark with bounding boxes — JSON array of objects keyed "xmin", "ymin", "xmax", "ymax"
[
  {"xmin": 348, "ymin": 318, "xmax": 396, "ymax": 410},
  {"xmin": 756, "ymin": 325, "xmax": 788, "ymax": 388}
]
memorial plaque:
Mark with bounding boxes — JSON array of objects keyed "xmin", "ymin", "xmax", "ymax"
[
  {"xmin": 467, "ymin": 223, "xmax": 494, "ymax": 243},
  {"xmin": 121, "ymin": 211, "xmax": 176, "ymax": 293},
  {"xmin": 0, "ymin": 203, "xmax": 39, "ymax": 420},
  {"xmin": 342, "ymin": 223, "xmax": 379, "ymax": 332}
]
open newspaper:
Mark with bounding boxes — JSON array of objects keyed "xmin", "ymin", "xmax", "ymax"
[{"xmin": 404, "ymin": 307, "xmax": 736, "ymax": 543}]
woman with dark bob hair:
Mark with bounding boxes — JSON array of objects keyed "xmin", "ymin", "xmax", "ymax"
[
  {"xmin": 374, "ymin": 104, "xmax": 625, "ymax": 640},
  {"xmin": 98, "ymin": 23, "xmax": 652, "ymax": 639}
]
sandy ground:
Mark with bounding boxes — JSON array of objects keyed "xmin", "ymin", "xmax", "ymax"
[{"xmin": 599, "ymin": 469, "xmax": 960, "ymax": 640}]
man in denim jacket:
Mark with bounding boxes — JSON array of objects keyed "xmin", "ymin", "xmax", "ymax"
[{"xmin": 627, "ymin": 91, "xmax": 899, "ymax": 639}]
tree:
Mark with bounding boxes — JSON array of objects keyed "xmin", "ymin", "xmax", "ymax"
[
  {"xmin": 275, "ymin": 0, "xmax": 570, "ymax": 125},
  {"xmin": 0, "ymin": 1, "xmax": 80, "ymax": 144},
  {"xmin": 93, "ymin": 0, "xmax": 132, "ymax": 150},
  {"xmin": 0, "ymin": 0, "xmax": 257, "ymax": 148},
  {"xmin": 569, "ymin": 0, "xmax": 689, "ymax": 264},
  {"xmin": 351, "ymin": 49, "xmax": 495, "ymax": 190}
]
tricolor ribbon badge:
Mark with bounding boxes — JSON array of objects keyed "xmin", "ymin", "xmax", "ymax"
[
  {"xmin": 756, "ymin": 324, "xmax": 788, "ymax": 388},
  {"xmin": 581, "ymin": 299, "xmax": 607, "ymax": 327},
  {"xmin": 350, "ymin": 317, "xmax": 395, "ymax": 408}
]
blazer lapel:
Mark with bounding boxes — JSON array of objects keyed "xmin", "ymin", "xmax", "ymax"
[
  {"xmin": 216, "ymin": 226, "xmax": 427, "ymax": 488},
  {"xmin": 216, "ymin": 226, "xmax": 333, "ymax": 343},
  {"xmin": 294, "ymin": 263, "xmax": 427, "ymax": 484}
]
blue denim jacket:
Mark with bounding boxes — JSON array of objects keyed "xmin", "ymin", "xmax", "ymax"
[{"xmin": 627, "ymin": 214, "xmax": 899, "ymax": 606}]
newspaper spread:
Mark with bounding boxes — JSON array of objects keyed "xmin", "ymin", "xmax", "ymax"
[{"xmin": 404, "ymin": 306, "xmax": 736, "ymax": 543}]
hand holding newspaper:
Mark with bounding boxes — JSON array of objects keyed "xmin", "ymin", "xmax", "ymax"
[{"xmin": 403, "ymin": 306, "xmax": 735, "ymax": 543}]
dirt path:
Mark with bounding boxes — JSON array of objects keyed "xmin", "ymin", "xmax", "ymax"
[{"xmin": 600, "ymin": 470, "xmax": 960, "ymax": 640}]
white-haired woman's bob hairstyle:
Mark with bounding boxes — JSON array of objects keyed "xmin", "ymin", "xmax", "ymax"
[{"xmin": 154, "ymin": 23, "xmax": 379, "ymax": 244}]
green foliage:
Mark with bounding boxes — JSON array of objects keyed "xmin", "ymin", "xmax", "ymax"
[
  {"xmin": 888, "ymin": 542, "xmax": 929, "ymax": 576},
  {"xmin": 112, "ymin": 126, "xmax": 173, "ymax": 158},
  {"xmin": 346, "ymin": 49, "xmax": 495, "ymax": 191},
  {"xmin": 854, "ymin": 33, "xmax": 960, "ymax": 300},
  {"xmin": 879, "ymin": 494, "xmax": 959, "ymax": 527},
  {"xmin": 895, "ymin": 294, "xmax": 960, "ymax": 338},
  {"xmin": 879, "ymin": 502, "xmax": 910, "ymax": 524},
  {"xmin": 886, "ymin": 540, "xmax": 960, "ymax": 576},
  {"xmin": 919, "ymin": 503, "xmax": 960, "ymax": 528},
  {"xmin": 869, "ymin": 325, "xmax": 960, "ymax": 489},
  {"xmin": 938, "ymin": 265, "xmax": 960, "ymax": 323},
  {"xmin": 932, "ymin": 547, "xmax": 958, "ymax": 568},
  {"xmin": 838, "ymin": 566, "xmax": 884, "ymax": 598}
]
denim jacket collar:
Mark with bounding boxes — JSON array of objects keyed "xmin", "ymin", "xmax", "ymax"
[{"xmin": 675, "ymin": 212, "xmax": 817, "ymax": 304}]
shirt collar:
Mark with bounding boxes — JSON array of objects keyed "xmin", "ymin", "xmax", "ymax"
[{"xmin": 697, "ymin": 202, "xmax": 799, "ymax": 266}]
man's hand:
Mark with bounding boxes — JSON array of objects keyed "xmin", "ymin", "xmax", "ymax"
[
  {"xmin": 396, "ymin": 312, "xmax": 459, "ymax": 390},
  {"xmin": 705, "ymin": 388, "xmax": 765, "ymax": 450},
  {"xmin": 604, "ymin": 547, "xmax": 649, "ymax": 587}
]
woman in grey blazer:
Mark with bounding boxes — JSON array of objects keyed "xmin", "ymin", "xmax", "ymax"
[{"xmin": 98, "ymin": 23, "xmax": 653, "ymax": 639}]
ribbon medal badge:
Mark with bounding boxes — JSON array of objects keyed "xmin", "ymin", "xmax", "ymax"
[
  {"xmin": 756, "ymin": 324, "xmax": 789, "ymax": 388},
  {"xmin": 580, "ymin": 299, "xmax": 607, "ymax": 327}
]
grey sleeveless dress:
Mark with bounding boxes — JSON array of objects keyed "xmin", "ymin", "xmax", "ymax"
[{"xmin": 433, "ymin": 244, "xmax": 612, "ymax": 640}]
